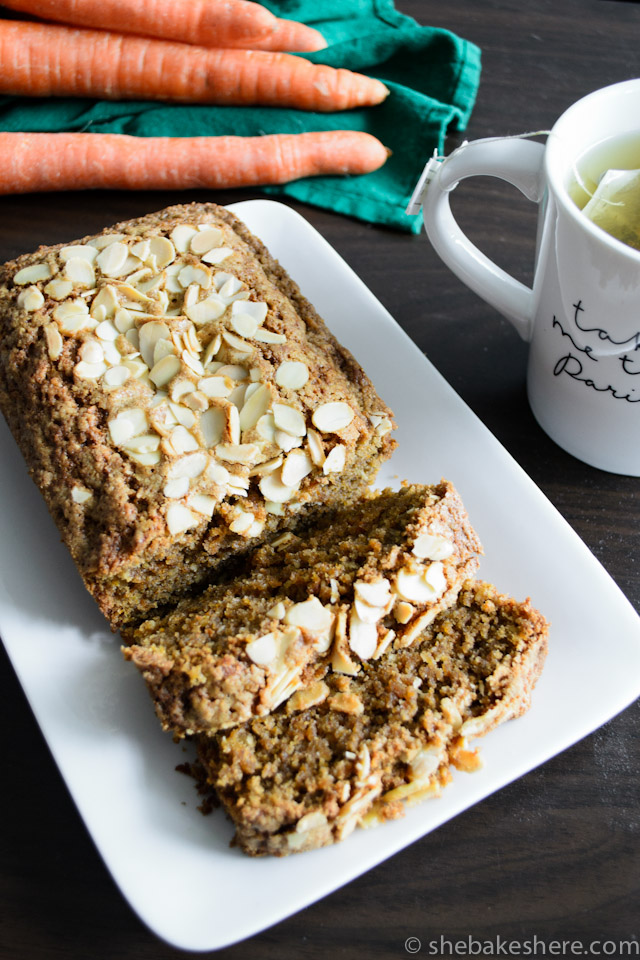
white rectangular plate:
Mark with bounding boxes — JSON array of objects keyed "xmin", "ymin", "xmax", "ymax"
[{"xmin": 1, "ymin": 199, "xmax": 640, "ymax": 952}]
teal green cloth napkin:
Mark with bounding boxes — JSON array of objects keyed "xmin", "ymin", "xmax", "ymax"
[{"xmin": 0, "ymin": 0, "xmax": 481, "ymax": 232}]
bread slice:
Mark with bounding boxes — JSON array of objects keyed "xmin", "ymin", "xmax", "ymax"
[
  {"xmin": 123, "ymin": 482, "xmax": 482, "ymax": 735},
  {"xmin": 195, "ymin": 581, "xmax": 548, "ymax": 856}
]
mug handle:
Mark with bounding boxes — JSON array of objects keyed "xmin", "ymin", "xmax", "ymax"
[{"xmin": 422, "ymin": 137, "xmax": 546, "ymax": 342}]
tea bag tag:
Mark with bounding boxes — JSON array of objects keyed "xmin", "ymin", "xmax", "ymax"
[
  {"xmin": 582, "ymin": 167, "xmax": 640, "ymax": 251},
  {"xmin": 406, "ymin": 149, "xmax": 446, "ymax": 215}
]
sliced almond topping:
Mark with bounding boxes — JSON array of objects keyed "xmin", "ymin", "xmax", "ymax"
[
  {"xmin": 139, "ymin": 321, "xmax": 170, "ymax": 368},
  {"xmin": 114, "ymin": 307, "xmax": 136, "ymax": 333},
  {"xmin": 394, "ymin": 601, "xmax": 415, "ymax": 624},
  {"xmin": 130, "ymin": 239, "xmax": 150, "ymax": 262},
  {"xmin": 231, "ymin": 299, "xmax": 268, "ymax": 323},
  {"xmin": 348, "ymin": 608, "xmax": 378, "ymax": 660},
  {"xmin": 256, "ymin": 412, "xmax": 276, "ymax": 442},
  {"xmin": 89, "ymin": 233, "xmax": 127, "ymax": 250},
  {"xmin": 248, "ymin": 455, "xmax": 283, "ymax": 477},
  {"xmin": 95, "ymin": 320, "xmax": 119, "ymax": 343},
  {"xmin": 274, "ymin": 430, "xmax": 302, "ymax": 453},
  {"xmin": 168, "ymin": 401, "xmax": 196, "ymax": 429},
  {"xmin": 71, "ymin": 484, "xmax": 92, "ymax": 504},
  {"xmin": 354, "ymin": 579, "xmax": 392, "ymax": 608},
  {"xmin": 170, "ymin": 378, "xmax": 195, "ymax": 403},
  {"xmin": 412, "ymin": 533, "xmax": 454, "ymax": 561},
  {"xmin": 183, "ymin": 390, "xmax": 209, "ymax": 413},
  {"xmin": 285, "ymin": 596, "xmax": 333, "ymax": 634},
  {"xmin": 217, "ymin": 364, "xmax": 249, "ymax": 381},
  {"xmin": 128, "ymin": 450, "xmax": 161, "ymax": 467},
  {"xmin": 322, "ymin": 443, "xmax": 346, "ymax": 475},
  {"xmin": 225, "ymin": 406, "xmax": 240, "ymax": 444},
  {"xmin": 253, "ymin": 328, "xmax": 287, "ymax": 345},
  {"xmin": 150, "ymin": 354, "xmax": 181, "ymax": 388},
  {"xmin": 246, "ymin": 632, "xmax": 278, "ymax": 667},
  {"xmin": 45, "ymin": 278, "xmax": 74, "ymax": 301},
  {"xmin": 424, "ymin": 560, "xmax": 446, "ymax": 596},
  {"xmin": 178, "ymin": 264, "xmax": 211, "ymax": 289},
  {"xmin": 275, "ymin": 360, "xmax": 309, "ymax": 391},
  {"xmin": 44, "ymin": 323, "xmax": 63, "ymax": 360},
  {"xmin": 198, "ymin": 375, "xmax": 233, "ymax": 398},
  {"xmin": 229, "ymin": 312, "xmax": 259, "ymax": 339},
  {"xmin": 60, "ymin": 244, "xmax": 98, "ymax": 263},
  {"xmin": 312, "ymin": 401, "xmax": 355, "ymax": 433},
  {"xmin": 306, "ymin": 428, "xmax": 325, "ymax": 467},
  {"xmin": 122, "ymin": 357, "xmax": 148, "ymax": 379},
  {"xmin": 14, "ymin": 263, "xmax": 52, "ymax": 285},
  {"xmin": 238, "ymin": 382, "xmax": 271, "ymax": 432},
  {"xmin": 185, "ymin": 295, "xmax": 225, "ymax": 326},
  {"xmin": 190, "ymin": 226, "xmax": 223, "ymax": 255},
  {"xmin": 153, "ymin": 337, "xmax": 177, "ymax": 366},
  {"xmin": 199, "ymin": 407, "xmax": 226, "ymax": 448},
  {"xmin": 148, "ymin": 236, "xmax": 175, "ymax": 269},
  {"xmin": 221, "ymin": 329, "xmax": 254, "ymax": 359},
  {"xmin": 79, "ymin": 340, "xmax": 104, "ymax": 364},
  {"xmin": 103, "ymin": 363, "xmax": 131, "ymax": 389},
  {"xmin": 201, "ymin": 247, "xmax": 233, "ymax": 265},
  {"xmin": 96, "ymin": 241, "xmax": 129, "ymax": 277},
  {"xmin": 167, "ymin": 451, "xmax": 208, "ymax": 479},
  {"xmin": 215, "ymin": 442, "xmax": 260, "ymax": 464},
  {"xmin": 108, "ymin": 408, "xmax": 147, "ymax": 445},
  {"xmin": 163, "ymin": 475, "xmax": 189, "ymax": 498},
  {"xmin": 281, "ymin": 448, "xmax": 313, "ymax": 487},
  {"xmin": 268, "ymin": 601, "xmax": 286, "ymax": 620},
  {"xmin": 74, "ymin": 359, "xmax": 107, "ymax": 380},
  {"xmin": 17, "ymin": 285, "xmax": 45, "ymax": 311},
  {"xmin": 331, "ymin": 608, "xmax": 360, "ymax": 675},
  {"xmin": 393, "ymin": 566, "xmax": 439, "ymax": 604},
  {"xmin": 121, "ymin": 433, "xmax": 160, "ymax": 454},
  {"xmin": 170, "ymin": 224, "xmax": 197, "ymax": 253},
  {"xmin": 166, "ymin": 502, "xmax": 199, "ymax": 536},
  {"xmin": 169, "ymin": 425, "xmax": 200, "ymax": 454},
  {"xmin": 181, "ymin": 350, "xmax": 205, "ymax": 377},
  {"xmin": 258, "ymin": 472, "xmax": 298, "ymax": 504},
  {"xmin": 228, "ymin": 508, "xmax": 255, "ymax": 534},
  {"xmin": 188, "ymin": 493, "xmax": 217, "ymax": 517},
  {"xmin": 90, "ymin": 284, "xmax": 119, "ymax": 318},
  {"xmin": 64, "ymin": 257, "xmax": 95, "ymax": 288},
  {"xmin": 273, "ymin": 402, "xmax": 306, "ymax": 438}
]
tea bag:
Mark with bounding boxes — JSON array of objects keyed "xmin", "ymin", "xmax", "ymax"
[{"xmin": 582, "ymin": 168, "xmax": 640, "ymax": 251}]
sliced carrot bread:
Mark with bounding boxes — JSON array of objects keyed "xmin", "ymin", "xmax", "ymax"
[
  {"xmin": 195, "ymin": 581, "xmax": 548, "ymax": 856},
  {"xmin": 123, "ymin": 481, "xmax": 482, "ymax": 735}
]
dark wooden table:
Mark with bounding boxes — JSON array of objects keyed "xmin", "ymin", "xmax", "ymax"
[{"xmin": 1, "ymin": 1, "xmax": 639, "ymax": 957}]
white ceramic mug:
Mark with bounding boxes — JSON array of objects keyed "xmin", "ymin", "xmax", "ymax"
[{"xmin": 419, "ymin": 79, "xmax": 640, "ymax": 476}]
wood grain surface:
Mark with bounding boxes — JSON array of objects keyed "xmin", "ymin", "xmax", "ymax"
[{"xmin": 0, "ymin": 1, "xmax": 638, "ymax": 958}]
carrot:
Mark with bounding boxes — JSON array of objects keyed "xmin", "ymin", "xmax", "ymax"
[
  {"xmin": 0, "ymin": 131, "xmax": 389, "ymax": 194},
  {"xmin": 0, "ymin": 0, "xmax": 279, "ymax": 46},
  {"xmin": 0, "ymin": 20, "xmax": 388, "ymax": 111},
  {"xmin": 204, "ymin": 18, "xmax": 327, "ymax": 52}
]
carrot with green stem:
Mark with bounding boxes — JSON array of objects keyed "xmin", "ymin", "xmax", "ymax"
[
  {"xmin": 0, "ymin": 0, "xmax": 280, "ymax": 47},
  {"xmin": 0, "ymin": 20, "xmax": 386, "ymax": 110},
  {"xmin": 0, "ymin": 130, "xmax": 389, "ymax": 194}
]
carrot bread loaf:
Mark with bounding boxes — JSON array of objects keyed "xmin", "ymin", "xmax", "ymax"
[
  {"xmin": 0, "ymin": 203, "xmax": 395, "ymax": 629},
  {"xmin": 123, "ymin": 482, "xmax": 482, "ymax": 735},
  {"xmin": 195, "ymin": 581, "xmax": 548, "ymax": 856}
]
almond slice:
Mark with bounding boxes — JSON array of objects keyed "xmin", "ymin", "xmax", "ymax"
[
  {"xmin": 412, "ymin": 533, "xmax": 454, "ymax": 561},
  {"xmin": 312, "ymin": 401, "xmax": 355, "ymax": 433},
  {"xmin": 275, "ymin": 360, "xmax": 309, "ymax": 391}
]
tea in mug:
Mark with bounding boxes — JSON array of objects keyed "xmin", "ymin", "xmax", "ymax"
[{"xmin": 568, "ymin": 131, "xmax": 640, "ymax": 252}]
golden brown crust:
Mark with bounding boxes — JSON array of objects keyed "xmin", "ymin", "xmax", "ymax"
[
  {"xmin": 0, "ymin": 203, "xmax": 395, "ymax": 628},
  {"xmin": 196, "ymin": 581, "xmax": 548, "ymax": 856}
]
